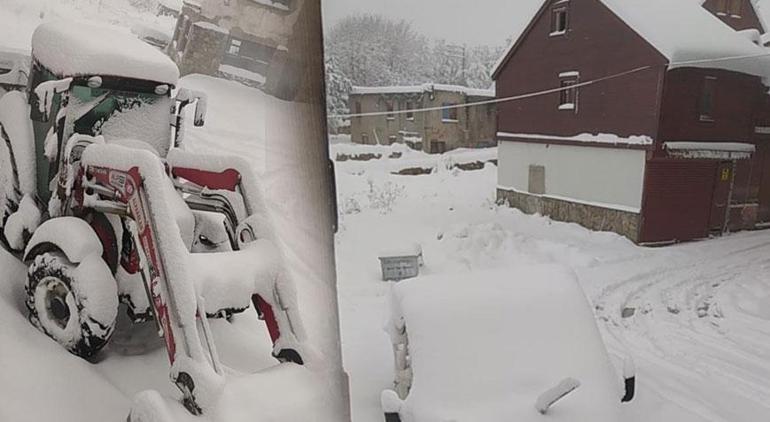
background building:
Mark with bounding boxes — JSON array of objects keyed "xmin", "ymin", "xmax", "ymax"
[
  {"xmin": 349, "ymin": 84, "xmax": 495, "ymax": 153},
  {"xmin": 168, "ymin": 0, "xmax": 304, "ymax": 90}
]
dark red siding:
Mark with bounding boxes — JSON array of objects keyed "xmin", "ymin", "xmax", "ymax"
[
  {"xmin": 656, "ymin": 68, "xmax": 760, "ymax": 152},
  {"xmin": 640, "ymin": 159, "xmax": 717, "ymax": 243},
  {"xmin": 495, "ymin": 0, "xmax": 667, "ymax": 139},
  {"xmin": 702, "ymin": 0, "xmax": 765, "ymax": 33},
  {"xmin": 650, "ymin": 67, "xmax": 768, "ymax": 236}
]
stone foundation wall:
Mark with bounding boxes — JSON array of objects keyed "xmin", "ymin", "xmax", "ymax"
[{"xmin": 497, "ymin": 188, "xmax": 641, "ymax": 242}]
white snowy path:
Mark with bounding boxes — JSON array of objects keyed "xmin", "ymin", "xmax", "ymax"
[{"xmin": 332, "ymin": 148, "xmax": 770, "ymax": 422}]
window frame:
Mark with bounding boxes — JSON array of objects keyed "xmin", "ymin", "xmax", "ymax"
[
  {"xmin": 558, "ymin": 71, "xmax": 579, "ymax": 112},
  {"xmin": 550, "ymin": 4, "xmax": 569, "ymax": 36},
  {"xmin": 405, "ymin": 101, "xmax": 414, "ymax": 121},
  {"xmin": 227, "ymin": 38, "xmax": 242, "ymax": 56},
  {"xmin": 699, "ymin": 76, "xmax": 717, "ymax": 122},
  {"xmin": 386, "ymin": 100, "xmax": 395, "ymax": 121},
  {"xmin": 442, "ymin": 103, "xmax": 459, "ymax": 123}
]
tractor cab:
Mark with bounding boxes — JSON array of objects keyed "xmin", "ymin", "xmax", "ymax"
[{"xmin": 26, "ymin": 21, "xmax": 205, "ymax": 203}]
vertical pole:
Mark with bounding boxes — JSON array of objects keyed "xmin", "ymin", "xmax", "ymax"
[{"xmin": 722, "ymin": 159, "xmax": 738, "ymax": 234}]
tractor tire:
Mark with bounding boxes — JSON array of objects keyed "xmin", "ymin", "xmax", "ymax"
[
  {"xmin": 25, "ymin": 251, "xmax": 119, "ymax": 358},
  {"xmin": 0, "ymin": 123, "xmax": 20, "ymax": 232}
]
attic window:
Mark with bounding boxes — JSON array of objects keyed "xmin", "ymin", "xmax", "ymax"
[
  {"xmin": 699, "ymin": 76, "xmax": 717, "ymax": 122},
  {"xmin": 551, "ymin": 4, "xmax": 569, "ymax": 36},
  {"xmin": 558, "ymin": 71, "xmax": 579, "ymax": 111}
]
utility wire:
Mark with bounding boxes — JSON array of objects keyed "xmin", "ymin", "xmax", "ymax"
[{"xmin": 329, "ymin": 50, "xmax": 770, "ymax": 120}]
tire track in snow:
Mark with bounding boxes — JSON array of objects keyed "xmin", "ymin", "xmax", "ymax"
[{"xmin": 585, "ymin": 234, "xmax": 770, "ymax": 421}]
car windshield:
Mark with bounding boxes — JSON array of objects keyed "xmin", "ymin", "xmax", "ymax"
[{"xmin": 67, "ymin": 83, "xmax": 173, "ymax": 156}]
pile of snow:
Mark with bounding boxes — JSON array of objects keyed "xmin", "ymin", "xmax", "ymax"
[
  {"xmin": 332, "ymin": 142, "xmax": 498, "ymax": 175},
  {"xmin": 387, "ymin": 267, "xmax": 621, "ymax": 421},
  {"xmin": 32, "ymin": 20, "xmax": 179, "ymax": 84}
]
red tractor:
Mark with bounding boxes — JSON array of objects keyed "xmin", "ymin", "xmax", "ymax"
[{"xmin": 0, "ymin": 21, "xmax": 307, "ymax": 416}]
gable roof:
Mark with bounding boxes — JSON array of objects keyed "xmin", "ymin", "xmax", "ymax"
[{"xmin": 492, "ymin": 0, "xmax": 770, "ymax": 80}]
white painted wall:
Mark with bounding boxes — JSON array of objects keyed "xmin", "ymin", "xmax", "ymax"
[{"xmin": 497, "ymin": 141, "xmax": 646, "ymax": 211}]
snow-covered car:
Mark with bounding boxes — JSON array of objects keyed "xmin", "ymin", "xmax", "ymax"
[{"xmin": 383, "ymin": 265, "xmax": 635, "ymax": 422}]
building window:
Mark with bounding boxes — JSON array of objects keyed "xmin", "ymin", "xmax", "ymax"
[
  {"xmin": 406, "ymin": 101, "xmax": 414, "ymax": 120},
  {"xmin": 228, "ymin": 38, "xmax": 242, "ymax": 55},
  {"xmin": 558, "ymin": 72, "xmax": 579, "ymax": 111},
  {"xmin": 699, "ymin": 76, "xmax": 717, "ymax": 122},
  {"xmin": 430, "ymin": 140, "xmax": 447, "ymax": 154},
  {"xmin": 355, "ymin": 101, "xmax": 362, "ymax": 116},
  {"xmin": 386, "ymin": 101, "xmax": 395, "ymax": 120},
  {"xmin": 551, "ymin": 4, "xmax": 569, "ymax": 35},
  {"xmin": 529, "ymin": 165, "xmax": 546, "ymax": 195},
  {"xmin": 442, "ymin": 104, "xmax": 458, "ymax": 122},
  {"xmin": 361, "ymin": 133, "xmax": 369, "ymax": 144}
]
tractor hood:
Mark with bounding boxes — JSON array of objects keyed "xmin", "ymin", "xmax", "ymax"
[{"xmin": 31, "ymin": 20, "xmax": 179, "ymax": 86}]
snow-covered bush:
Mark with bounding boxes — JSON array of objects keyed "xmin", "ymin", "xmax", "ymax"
[{"xmin": 367, "ymin": 179, "xmax": 405, "ymax": 214}]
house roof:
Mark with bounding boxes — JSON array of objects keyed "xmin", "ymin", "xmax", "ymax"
[
  {"xmin": 32, "ymin": 21, "xmax": 179, "ymax": 85},
  {"xmin": 492, "ymin": 0, "xmax": 770, "ymax": 80},
  {"xmin": 350, "ymin": 83, "xmax": 495, "ymax": 98}
]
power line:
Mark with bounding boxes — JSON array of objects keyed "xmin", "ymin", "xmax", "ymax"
[{"xmin": 330, "ymin": 50, "xmax": 770, "ymax": 120}]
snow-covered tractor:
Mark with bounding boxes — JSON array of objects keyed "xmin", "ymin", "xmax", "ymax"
[{"xmin": 0, "ymin": 21, "xmax": 308, "ymax": 415}]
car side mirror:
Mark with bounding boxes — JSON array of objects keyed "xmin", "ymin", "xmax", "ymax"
[
  {"xmin": 175, "ymin": 88, "xmax": 207, "ymax": 127},
  {"xmin": 621, "ymin": 357, "xmax": 636, "ymax": 403},
  {"xmin": 31, "ymin": 77, "xmax": 73, "ymax": 122}
]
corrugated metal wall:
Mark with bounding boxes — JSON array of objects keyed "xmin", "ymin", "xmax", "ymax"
[{"xmin": 640, "ymin": 159, "xmax": 717, "ymax": 243}]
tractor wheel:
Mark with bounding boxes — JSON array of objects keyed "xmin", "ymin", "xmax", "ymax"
[
  {"xmin": 0, "ymin": 123, "xmax": 20, "ymax": 231},
  {"xmin": 25, "ymin": 251, "xmax": 119, "ymax": 358}
]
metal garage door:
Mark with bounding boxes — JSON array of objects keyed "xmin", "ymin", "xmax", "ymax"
[{"xmin": 639, "ymin": 158, "xmax": 717, "ymax": 243}]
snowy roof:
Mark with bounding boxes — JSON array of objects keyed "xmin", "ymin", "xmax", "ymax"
[
  {"xmin": 31, "ymin": 21, "xmax": 180, "ymax": 85},
  {"xmin": 665, "ymin": 141, "xmax": 755, "ymax": 159},
  {"xmin": 351, "ymin": 83, "xmax": 494, "ymax": 98},
  {"xmin": 389, "ymin": 267, "xmax": 621, "ymax": 421},
  {"xmin": 493, "ymin": 0, "xmax": 770, "ymax": 79}
]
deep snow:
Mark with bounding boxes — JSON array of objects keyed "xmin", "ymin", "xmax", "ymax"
[{"xmin": 332, "ymin": 142, "xmax": 770, "ymax": 422}]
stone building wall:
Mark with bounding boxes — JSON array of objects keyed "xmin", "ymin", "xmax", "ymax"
[
  {"xmin": 349, "ymin": 93, "xmax": 426, "ymax": 146},
  {"xmin": 497, "ymin": 188, "xmax": 641, "ymax": 242},
  {"xmin": 349, "ymin": 88, "xmax": 495, "ymax": 153},
  {"xmin": 176, "ymin": 22, "xmax": 229, "ymax": 76}
]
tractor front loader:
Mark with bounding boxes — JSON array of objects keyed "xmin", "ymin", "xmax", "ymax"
[{"xmin": 0, "ymin": 21, "xmax": 330, "ymax": 419}]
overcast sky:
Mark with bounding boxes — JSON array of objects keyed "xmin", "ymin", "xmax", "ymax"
[{"xmin": 321, "ymin": 0, "xmax": 544, "ymax": 47}]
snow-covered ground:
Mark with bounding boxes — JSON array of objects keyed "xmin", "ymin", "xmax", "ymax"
[{"xmin": 332, "ymin": 143, "xmax": 770, "ymax": 422}]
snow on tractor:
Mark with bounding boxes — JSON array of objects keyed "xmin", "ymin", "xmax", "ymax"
[{"xmin": 0, "ymin": 21, "xmax": 308, "ymax": 416}]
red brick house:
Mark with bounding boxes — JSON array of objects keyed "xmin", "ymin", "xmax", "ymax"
[{"xmin": 493, "ymin": 0, "xmax": 770, "ymax": 244}]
